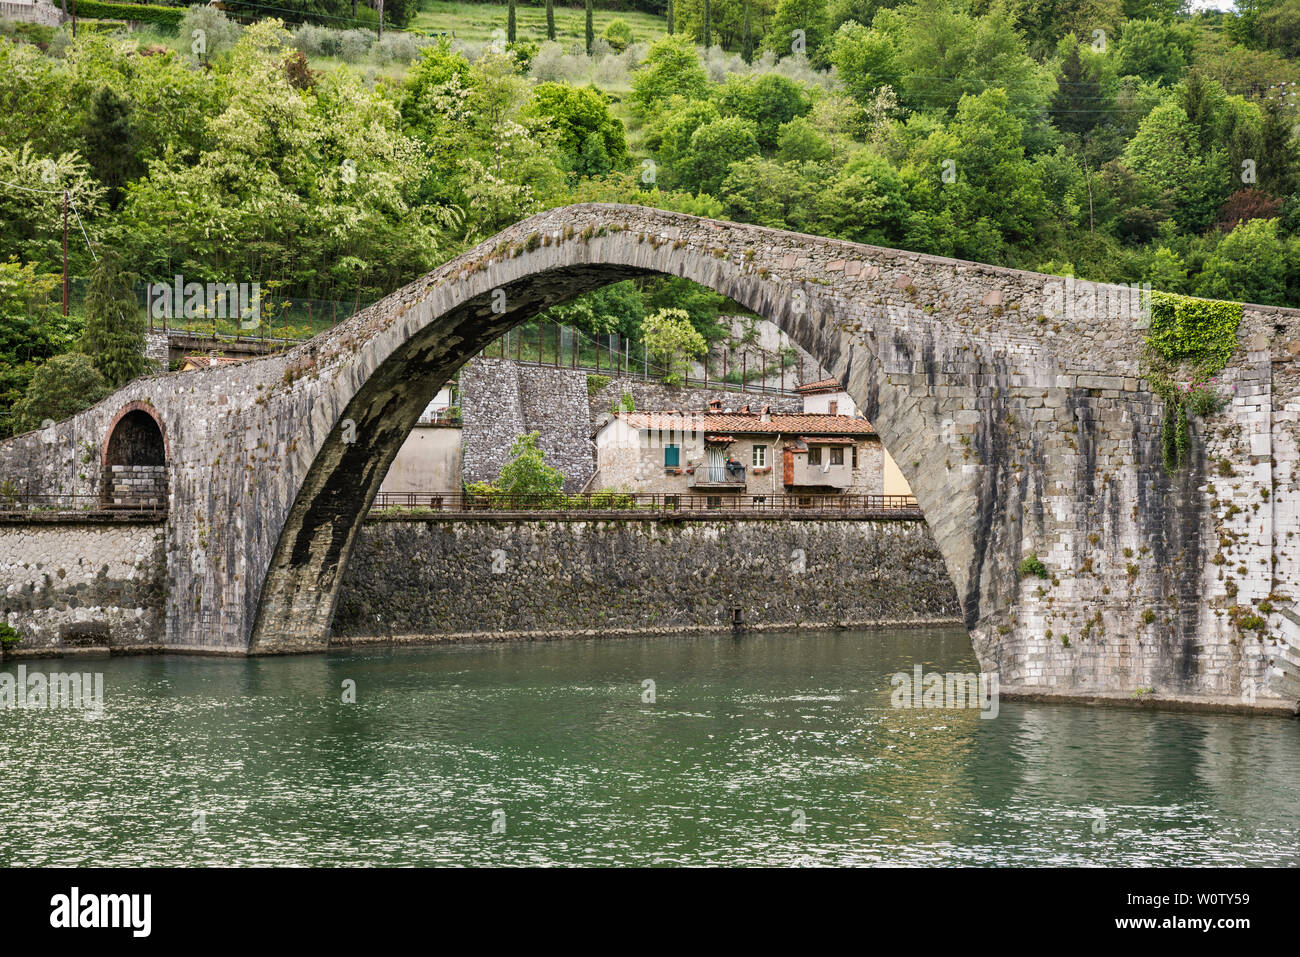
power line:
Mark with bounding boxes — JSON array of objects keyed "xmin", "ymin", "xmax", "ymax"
[{"xmin": 0, "ymin": 179, "xmax": 98, "ymax": 261}]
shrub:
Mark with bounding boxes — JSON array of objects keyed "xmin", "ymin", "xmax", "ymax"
[
  {"xmin": 507, "ymin": 39, "xmax": 540, "ymax": 71},
  {"xmin": 12, "ymin": 354, "xmax": 111, "ymax": 435},
  {"xmin": 602, "ymin": 18, "xmax": 634, "ymax": 53},
  {"xmin": 0, "ymin": 623, "xmax": 21, "ymax": 652},
  {"xmin": 1018, "ymin": 554, "xmax": 1048, "ymax": 579},
  {"xmin": 73, "ymin": 1, "xmax": 184, "ymax": 26},
  {"xmin": 588, "ymin": 488, "xmax": 634, "ymax": 509},
  {"xmin": 292, "ymin": 24, "xmax": 342, "ymax": 58},
  {"xmin": 338, "ymin": 29, "xmax": 374, "ymax": 62},
  {"xmin": 180, "ymin": 6, "xmax": 243, "ymax": 58},
  {"xmin": 498, "ymin": 431, "xmax": 565, "ymax": 498},
  {"xmin": 1185, "ymin": 378, "xmax": 1230, "ymax": 417}
]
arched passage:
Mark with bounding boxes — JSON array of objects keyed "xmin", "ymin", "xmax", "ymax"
[
  {"xmin": 247, "ymin": 214, "xmax": 994, "ymax": 654},
  {"xmin": 101, "ymin": 403, "xmax": 168, "ymax": 510}
]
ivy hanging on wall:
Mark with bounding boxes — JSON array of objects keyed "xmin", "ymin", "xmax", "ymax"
[{"xmin": 1141, "ymin": 292, "xmax": 1242, "ymax": 474}]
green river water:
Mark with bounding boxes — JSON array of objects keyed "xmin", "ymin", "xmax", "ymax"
[{"xmin": 1, "ymin": 626, "xmax": 1297, "ymax": 866}]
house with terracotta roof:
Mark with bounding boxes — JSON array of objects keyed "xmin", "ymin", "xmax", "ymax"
[
  {"xmin": 793, "ymin": 378, "xmax": 913, "ymax": 495},
  {"xmin": 794, "ymin": 378, "xmax": 858, "ymax": 417},
  {"xmin": 592, "ymin": 399, "xmax": 888, "ymax": 498}
]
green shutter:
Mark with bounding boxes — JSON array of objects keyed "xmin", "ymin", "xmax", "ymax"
[{"xmin": 665, "ymin": 445, "xmax": 680, "ymax": 467}]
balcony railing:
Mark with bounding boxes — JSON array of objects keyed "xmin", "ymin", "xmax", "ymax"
[
  {"xmin": 371, "ymin": 491, "xmax": 921, "ymax": 516},
  {"xmin": 691, "ymin": 464, "xmax": 747, "ymax": 487}
]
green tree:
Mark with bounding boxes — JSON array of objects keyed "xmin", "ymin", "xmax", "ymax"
[
  {"xmin": 713, "ymin": 73, "xmax": 813, "ymax": 150},
  {"xmin": 1051, "ymin": 42, "xmax": 1109, "ymax": 138},
  {"xmin": 992, "ymin": 0, "xmax": 1122, "ymax": 58},
  {"xmin": 508, "ymin": 0, "xmax": 517, "ymax": 43},
  {"xmin": 546, "ymin": 0, "xmax": 556, "ymax": 40},
  {"xmin": 891, "ymin": 0, "xmax": 1053, "ymax": 122},
  {"xmin": 704, "ymin": 0, "xmax": 713, "ymax": 45},
  {"xmin": 12, "ymin": 353, "xmax": 110, "ymax": 435},
  {"xmin": 768, "ymin": 0, "xmax": 831, "ymax": 61},
  {"xmin": 678, "ymin": 116, "xmax": 762, "ymax": 195},
  {"xmin": 0, "ymin": 260, "xmax": 71, "ymax": 437},
  {"xmin": 631, "ymin": 35, "xmax": 710, "ymax": 118},
  {"xmin": 83, "ymin": 86, "xmax": 140, "ymax": 212},
  {"xmin": 80, "ymin": 249, "xmax": 148, "ymax": 389},
  {"xmin": 1195, "ymin": 218, "xmax": 1288, "ymax": 305},
  {"xmin": 742, "ymin": 1, "xmax": 755, "ymax": 62},
  {"xmin": 826, "ymin": 19, "xmax": 900, "ymax": 104},
  {"xmin": 1259, "ymin": 0, "xmax": 1300, "ymax": 57},
  {"xmin": 603, "ymin": 18, "xmax": 636, "ymax": 52},
  {"xmin": 816, "ymin": 150, "xmax": 909, "ymax": 244},
  {"xmin": 721, "ymin": 156, "xmax": 823, "ymax": 229},
  {"xmin": 1142, "ymin": 246, "xmax": 1188, "ymax": 293},
  {"xmin": 586, "ymin": 0, "xmax": 595, "ymax": 55},
  {"xmin": 540, "ymin": 281, "xmax": 646, "ymax": 338},
  {"xmin": 1121, "ymin": 101, "xmax": 1223, "ymax": 229},
  {"xmin": 1116, "ymin": 18, "xmax": 1187, "ymax": 84},
  {"xmin": 902, "ymin": 89, "xmax": 1049, "ymax": 260},
  {"xmin": 642, "ymin": 277, "xmax": 726, "ymax": 342},
  {"xmin": 498, "ymin": 430, "xmax": 565, "ymax": 497},
  {"xmin": 643, "ymin": 307, "xmax": 709, "ymax": 383},
  {"xmin": 525, "ymin": 83, "xmax": 629, "ymax": 179}
]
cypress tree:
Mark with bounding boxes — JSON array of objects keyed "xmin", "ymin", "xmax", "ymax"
[
  {"xmin": 83, "ymin": 87, "xmax": 139, "ymax": 212},
  {"xmin": 703, "ymin": 0, "xmax": 712, "ymax": 48},
  {"xmin": 742, "ymin": 0, "xmax": 753, "ymax": 63},
  {"xmin": 508, "ymin": 0, "xmax": 516, "ymax": 43},
  {"xmin": 585, "ymin": 0, "xmax": 594, "ymax": 55},
  {"xmin": 80, "ymin": 250, "xmax": 147, "ymax": 390},
  {"xmin": 1051, "ymin": 44, "xmax": 1104, "ymax": 138},
  {"xmin": 667, "ymin": 0, "xmax": 674, "ymax": 34},
  {"xmin": 546, "ymin": 0, "xmax": 555, "ymax": 41}
]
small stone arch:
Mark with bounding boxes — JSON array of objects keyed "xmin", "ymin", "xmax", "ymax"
[{"xmin": 100, "ymin": 402, "xmax": 169, "ymax": 510}]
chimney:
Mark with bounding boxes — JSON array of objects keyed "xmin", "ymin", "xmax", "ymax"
[
  {"xmin": 739, "ymin": 404, "xmax": 750, "ymax": 414},
  {"xmin": 708, "ymin": 399, "xmax": 722, "ymax": 411},
  {"xmin": 761, "ymin": 405, "xmax": 771, "ymax": 422}
]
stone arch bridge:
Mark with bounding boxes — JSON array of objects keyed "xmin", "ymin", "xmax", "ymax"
[{"xmin": 3, "ymin": 204, "xmax": 1299, "ymax": 711}]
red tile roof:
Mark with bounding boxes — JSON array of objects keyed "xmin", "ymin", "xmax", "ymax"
[
  {"xmin": 616, "ymin": 410, "xmax": 876, "ymax": 436},
  {"xmin": 794, "ymin": 378, "xmax": 842, "ymax": 394}
]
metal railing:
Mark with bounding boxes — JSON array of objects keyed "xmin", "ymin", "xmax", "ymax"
[
  {"xmin": 371, "ymin": 491, "xmax": 921, "ymax": 515},
  {"xmin": 0, "ymin": 492, "xmax": 162, "ymax": 513},
  {"xmin": 482, "ymin": 323, "xmax": 810, "ymax": 398}
]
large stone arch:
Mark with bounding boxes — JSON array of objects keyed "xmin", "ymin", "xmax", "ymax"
[
  {"xmin": 247, "ymin": 217, "xmax": 984, "ymax": 653},
  {"xmin": 3, "ymin": 204, "xmax": 1298, "ymax": 708}
]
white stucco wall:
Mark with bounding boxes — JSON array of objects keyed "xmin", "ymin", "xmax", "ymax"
[{"xmin": 380, "ymin": 425, "xmax": 462, "ymax": 495}]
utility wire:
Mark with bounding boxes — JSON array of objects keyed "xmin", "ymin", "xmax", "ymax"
[{"xmin": 0, "ymin": 179, "xmax": 99, "ymax": 261}]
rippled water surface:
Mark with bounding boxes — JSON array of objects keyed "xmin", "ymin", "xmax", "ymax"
[{"xmin": 2, "ymin": 627, "xmax": 1298, "ymax": 866}]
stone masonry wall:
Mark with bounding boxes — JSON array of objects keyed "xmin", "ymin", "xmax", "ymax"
[
  {"xmin": 333, "ymin": 516, "xmax": 960, "ymax": 639},
  {"xmin": 0, "ymin": 515, "xmax": 166, "ymax": 652},
  {"xmin": 0, "ymin": 1, "xmax": 66, "ymax": 26},
  {"xmin": 103, "ymin": 465, "xmax": 167, "ymax": 509},
  {"xmin": 460, "ymin": 357, "xmax": 594, "ymax": 492}
]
